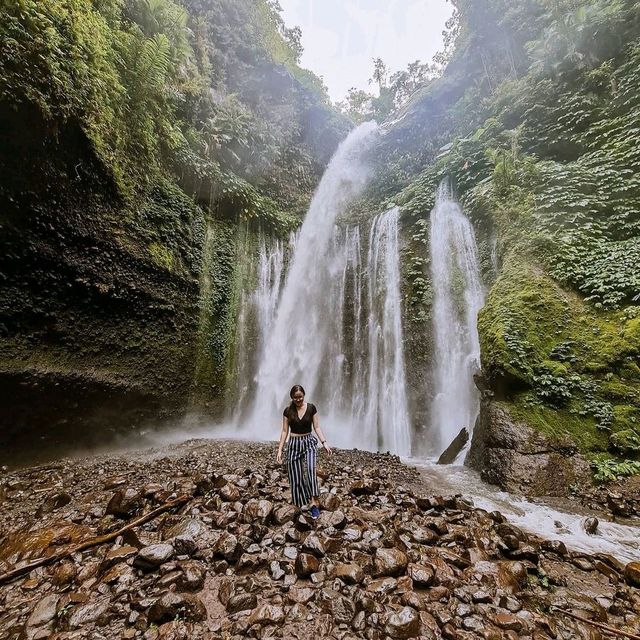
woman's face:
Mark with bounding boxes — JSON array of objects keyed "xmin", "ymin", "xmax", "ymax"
[{"xmin": 292, "ymin": 391, "xmax": 305, "ymax": 406}]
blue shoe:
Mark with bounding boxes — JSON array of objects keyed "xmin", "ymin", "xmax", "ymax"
[{"xmin": 310, "ymin": 505, "xmax": 320, "ymax": 519}]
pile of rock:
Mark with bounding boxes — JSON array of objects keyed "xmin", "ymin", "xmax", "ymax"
[{"xmin": 0, "ymin": 440, "xmax": 638, "ymax": 639}]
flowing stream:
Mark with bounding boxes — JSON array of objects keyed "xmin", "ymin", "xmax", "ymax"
[{"xmin": 429, "ymin": 178, "xmax": 485, "ymax": 455}]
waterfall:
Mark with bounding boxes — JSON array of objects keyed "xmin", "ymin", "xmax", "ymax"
[
  {"xmin": 429, "ymin": 178, "xmax": 484, "ymax": 455},
  {"xmin": 230, "ymin": 232, "xmax": 296, "ymax": 423},
  {"xmin": 236, "ymin": 122, "xmax": 411, "ymax": 455}
]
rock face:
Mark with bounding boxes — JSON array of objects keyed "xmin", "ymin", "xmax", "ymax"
[{"xmin": 466, "ymin": 399, "xmax": 592, "ymax": 496}]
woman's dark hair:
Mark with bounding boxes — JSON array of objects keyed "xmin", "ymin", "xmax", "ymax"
[
  {"xmin": 290, "ymin": 384, "xmax": 305, "ymax": 399},
  {"xmin": 286, "ymin": 384, "xmax": 305, "ymax": 419}
]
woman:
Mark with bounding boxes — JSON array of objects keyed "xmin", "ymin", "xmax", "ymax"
[{"xmin": 276, "ymin": 385, "xmax": 331, "ymax": 518}]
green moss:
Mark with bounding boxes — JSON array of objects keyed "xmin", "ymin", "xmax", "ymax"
[
  {"xmin": 609, "ymin": 429, "xmax": 640, "ymax": 456},
  {"xmin": 507, "ymin": 398, "xmax": 609, "ymax": 454},
  {"xmin": 478, "ymin": 249, "xmax": 640, "ymax": 457},
  {"xmin": 148, "ymin": 242, "xmax": 174, "ymax": 271},
  {"xmin": 611, "ymin": 404, "xmax": 640, "ymax": 432}
]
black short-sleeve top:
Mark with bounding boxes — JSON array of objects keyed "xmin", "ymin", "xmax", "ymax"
[{"xmin": 284, "ymin": 402, "xmax": 317, "ymax": 435}]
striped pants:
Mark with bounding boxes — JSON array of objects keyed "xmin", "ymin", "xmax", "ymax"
[{"xmin": 285, "ymin": 434, "xmax": 319, "ymax": 507}]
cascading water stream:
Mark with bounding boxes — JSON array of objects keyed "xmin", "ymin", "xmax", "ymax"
[
  {"xmin": 242, "ymin": 122, "xmax": 378, "ymax": 432},
  {"xmin": 234, "ymin": 122, "xmax": 410, "ymax": 455},
  {"xmin": 429, "ymin": 178, "xmax": 485, "ymax": 455}
]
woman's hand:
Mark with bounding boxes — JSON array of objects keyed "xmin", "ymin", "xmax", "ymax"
[
  {"xmin": 322, "ymin": 442, "xmax": 332, "ymax": 455},
  {"xmin": 276, "ymin": 449, "xmax": 283, "ymax": 464}
]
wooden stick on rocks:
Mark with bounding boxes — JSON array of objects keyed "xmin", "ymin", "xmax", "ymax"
[
  {"xmin": 0, "ymin": 494, "xmax": 190, "ymax": 586},
  {"xmin": 552, "ymin": 607, "xmax": 640, "ymax": 640}
]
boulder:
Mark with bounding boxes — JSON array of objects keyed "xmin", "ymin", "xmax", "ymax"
[
  {"xmin": 384, "ymin": 606, "xmax": 420, "ymax": 639},
  {"xmin": 374, "ymin": 547, "xmax": 408, "ymax": 577},
  {"xmin": 148, "ymin": 592, "xmax": 206, "ymax": 624},
  {"xmin": 466, "ymin": 400, "xmax": 591, "ymax": 496}
]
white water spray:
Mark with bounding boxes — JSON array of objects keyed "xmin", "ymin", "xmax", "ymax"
[
  {"xmin": 429, "ymin": 178, "xmax": 484, "ymax": 454},
  {"xmin": 237, "ymin": 122, "xmax": 410, "ymax": 455}
]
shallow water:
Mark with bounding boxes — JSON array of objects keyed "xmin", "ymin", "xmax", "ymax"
[{"xmin": 410, "ymin": 457, "xmax": 640, "ymax": 564}]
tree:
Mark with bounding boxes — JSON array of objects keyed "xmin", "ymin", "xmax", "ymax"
[{"xmin": 370, "ymin": 57, "xmax": 388, "ymax": 92}]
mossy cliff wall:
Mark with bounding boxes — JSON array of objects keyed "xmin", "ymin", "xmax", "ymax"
[
  {"xmin": 364, "ymin": 0, "xmax": 640, "ymax": 486},
  {"xmin": 0, "ymin": 0, "xmax": 347, "ymax": 458}
]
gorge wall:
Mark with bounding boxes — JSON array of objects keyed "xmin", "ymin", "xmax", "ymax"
[
  {"xmin": 2, "ymin": 0, "xmax": 639, "ymax": 494},
  {"xmin": 359, "ymin": 0, "xmax": 640, "ymax": 490},
  {"xmin": 0, "ymin": 0, "xmax": 348, "ymax": 457}
]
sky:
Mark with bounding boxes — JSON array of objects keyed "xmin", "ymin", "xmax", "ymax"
[{"xmin": 278, "ymin": 0, "xmax": 454, "ymax": 103}]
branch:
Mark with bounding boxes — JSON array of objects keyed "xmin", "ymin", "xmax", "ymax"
[
  {"xmin": 0, "ymin": 494, "xmax": 191, "ymax": 586},
  {"xmin": 552, "ymin": 607, "xmax": 640, "ymax": 640}
]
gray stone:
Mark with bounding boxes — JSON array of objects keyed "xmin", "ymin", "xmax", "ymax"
[
  {"xmin": 27, "ymin": 594, "xmax": 59, "ymax": 628},
  {"xmin": 374, "ymin": 547, "xmax": 408, "ymax": 577},
  {"xmin": 134, "ymin": 543, "xmax": 175, "ymax": 569}
]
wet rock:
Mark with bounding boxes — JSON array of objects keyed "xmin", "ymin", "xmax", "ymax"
[
  {"xmin": 219, "ymin": 483, "xmax": 240, "ymax": 502},
  {"xmin": 288, "ymin": 587, "xmax": 315, "ymax": 604},
  {"xmin": 134, "ymin": 543, "xmax": 175, "ymax": 570},
  {"xmin": 573, "ymin": 557, "xmax": 595, "ymax": 572},
  {"xmin": 244, "ymin": 499, "xmax": 273, "ymax": 524},
  {"xmin": 68, "ymin": 596, "xmax": 112, "ymax": 629},
  {"xmin": 407, "ymin": 525, "xmax": 437, "ymax": 545},
  {"xmin": 100, "ymin": 545, "xmax": 138, "ymax": 572},
  {"xmin": 273, "ymin": 504, "xmax": 297, "ymax": 524},
  {"xmin": 541, "ymin": 540, "xmax": 568, "ymax": 556},
  {"xmin": 27, "ymin": 594, "xmax": 59, "ymax": 628},
  {"xmin": 624, "ymin": 562, "xmax": 640, "ymax": 587},
  {"xmin": 227, "ymin": 593, "xmax": 258, "ymax": 614},
  {"xmin": 176, "ymin": 560, "xmax": 205, "ymax": 591},
  {"xmin": 148, "ymin": 592, "xmax": 206, "ymax": 624},
  {"xmin": 407, "ymin": 563, "xmax": 434, "ymax": 587},
  {"xmin": 52, "ymin": 559, "xmax": 78, "ymax": 586},
  {"xmin": 583, "ymin": 517, "xmax": 599, "ymax": 535},
  {"xmin": 437, "ymin": 428, "xmax": 469, "ymax": 465},
  {"xmin": 607, "ymin": 493, "xmax": 630, "ymax": 517},
  {"xmin": 493, "ymin": 612, "xmax": 524, "ymax": 632},
  {"xmin": 335, "ymin": 562, "xmax": 364, "ymax": 585},
  {"xmin": 294, "ymin": 513, "xmax": 313, "ymax": 532},
  {"xmin": 105, "ymin": 488, "xmax": 141, "ymax": 518},
  {"xmin": 212, "ymin": 532, "xmax": 241, "ymax": 563},
  {"xmin": 302, "ymin": 533, "xmax": 326, "ymax": 557},
  {"xmin": 318, "ymin": 492, "xmax": 340, "ymax": 511},
  {"xmin": 171, "ymin": 535, "xmax": 197, "ymax": 556},
  {"xmin": 384, "ymin": 606, "xmax": 420, "ymax": 639},
  {"xmin": 36, "ymin": 492, "xmax": 72, "ymax": 516},
  {"xmin": 367, "ymin": 577, "xmax": 397, "ymax": 595},
  {"xmin": 163, "ymin": 518, "xmax": 207, "ymax": 543},
  {"xmin": 295, "ymin": 553, "xmax": 320, "ymax": 578},
  {"xmin": 549, "ymin": 589, "xmax": 608, "ymax": 622},
  {"xmin": 247, "ymin": 603, "xmax": 285, "ymax": 625},
  {"xmin": 374, "ymin": 547, "xmax": 408, "ymax": 577},
  {"xmin": 349, "ymin": 479, "xmax": 380, "ymax": 496}
]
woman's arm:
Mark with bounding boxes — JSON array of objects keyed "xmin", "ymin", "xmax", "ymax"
[
  {"xmin": 277, "ymin": 415, "xmax": 289, "ymax": 463},
  {"xmin": 312, "ymin": 413, "xmax": 332, "ymax": 454}
]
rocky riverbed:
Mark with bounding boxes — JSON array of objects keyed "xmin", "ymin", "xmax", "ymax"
[{"xmin": 0, "ymin": 439, "xmax": 639, "ymax": 640}]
